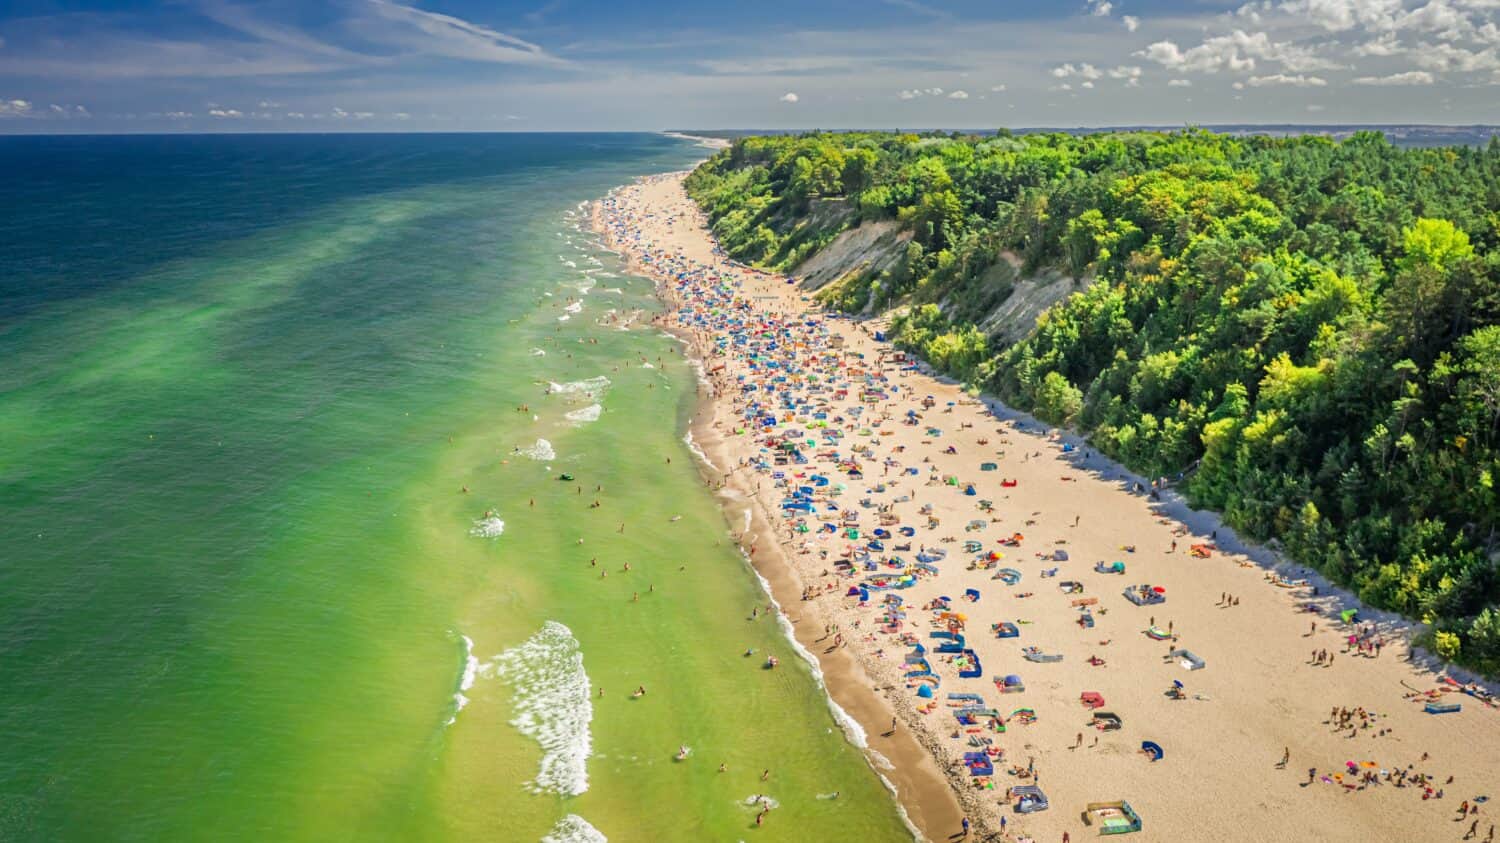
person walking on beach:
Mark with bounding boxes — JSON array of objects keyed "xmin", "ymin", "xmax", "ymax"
[
  {"xmin": 1278, "ymin": 747, "xmax": 1289, "ymax": 768},
  {"xmin": 960, "ymin": 816, "xmax": 970, "ymax": 838},
  {"xmin": 1467, "ymin": 819, "xmax": 1480, "ymax": 840}
]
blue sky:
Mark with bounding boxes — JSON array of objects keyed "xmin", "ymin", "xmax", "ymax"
[{"xmin": 2, "ymin": 0, "xmax": 1499, "ymax": 132}]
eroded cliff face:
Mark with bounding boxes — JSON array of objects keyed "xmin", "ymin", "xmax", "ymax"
[
  {"xmin": 791, "ymin": 221, "xmax": 909, "ymax": 294},
  {"xmin": 792, "ymin": 223, "xmax": 1089, "ymax": 339}
]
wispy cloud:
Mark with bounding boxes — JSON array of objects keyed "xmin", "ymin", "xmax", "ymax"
[
  {"xmin": 360, "ymin": 0, "xmax": 566, "ymax": 66},
  {"xmin": 881, "ymin": 0, "xmax": 949, "ymax": 19},
  {"xmin": 1352, "ymin": 70, "xmax": 1436, "ymax": 85}
]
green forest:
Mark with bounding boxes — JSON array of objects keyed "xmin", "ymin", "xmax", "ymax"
[{"xmin": 685, "ymin": 129, "xmax": 1500, "ymax": 676}]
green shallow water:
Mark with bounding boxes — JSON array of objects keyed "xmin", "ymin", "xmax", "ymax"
[{"xmin": 0, "ymin": 134, "xmax": 910, "ymax": 842}]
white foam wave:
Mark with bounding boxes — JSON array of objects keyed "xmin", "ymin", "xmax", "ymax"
[
  {"xmin": 540, "ymin": 815, "xmax": 606, "ymax": 843},
  {"xmin": 740, "ymin": 550, "xmax": 868, "ymax": 749},
  {"xmin": 448, "ymin": 633, "xmax": 480, "ymax": 725},
  {"xmin": 740, "ymin": 794, "xmax": 780, "ymax": 810},
  {"xmin": 565, "ymin": 404, "xmax": 602, "ymax": 425},
  {"xmin": 531, "ymin": 348, "xmax": 547, "ymax": 357},
  {"xmin": 548, "ymin": 376, "xmax": 611, "ymax": 402},
  {"xmin": 470, "ymin": 514, "xmax": 506, "ymax": 538},
  {"xmin": 558, "ymin": 315, "xmax": 571, "ymax": 322},
  {"xmin": 517, "ymin": 439, "xmax": 556, "ymax": 462},
  {"xmin": 682, "ymin": 429, "xmax": 719, "ymax": 472},
  {"xmin": 564, "ymin": 301, "xmax": 583, "ymax": 314},
  {"xmin": 493, "ymin": 621, "xmax": 594, "ymax": 796}
]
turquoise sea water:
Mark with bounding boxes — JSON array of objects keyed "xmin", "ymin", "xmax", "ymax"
[{"xmin": 0, "ymin": 134, "xmax": 909, "ymax": 841}]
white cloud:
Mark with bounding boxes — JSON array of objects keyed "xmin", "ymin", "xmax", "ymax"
[
  {"xmin": 1081, "ymin": 80, "xmax": 1095, "ymax": 88},
  {"xmin": 898, "ymin": 89, "xmax": 918, "ymax": 99},
  {"xmin": 990, "ymin": 84, "xmax": 1007, "ymax": 92},
  {"xmin": 1168, "ymin": 78, "xmax": 1193, "ymax": 87},
  {"xmin": 0, "ymin": 98, "xmax": 33, "ymax": 117},
  {"xmin": 1395, "ymin": 0, "xmax": 1476, "ymax": 39},
  {"xmin": 208, "ymin": 108, "xmax": 243, "ymax": 117},
  {"xmin": 1352, "ymin": 70, "xmax": 1437, "ymax": 84},
  {"xmin": 779, "ymin": 91, "xmax": 799, "ymax": 102},
  {"xmin": 947, "ymin": 89, "xmax": 969, "ymax": 98},
  {"xmin": 1412, "ymin": 43, "xmax": 1500, "ymax": 70},
  {"xmin": 164, "ymin": 111, "xmax": 192, "ymax": 119},
  {"xmin": 1247, "ymin": 73, "xmax": 1328, "ymax": 85},
  {"xmin": 1089, "ymin": 0, "xmax": 1114, "ymax": 16},
  {"xmin": 1276, "ymin": 0, "xmax": 1402, "ymax": 33},
  {"xmin": 1122, "ymin": 15, "xmax": 1140, "ymax": 31},
  {"xmin": 1136, "ymin": 29, "xmax": 1341, "ymax": 74},
  {"xmin": 1352, "ymin": 32, "xmax": 1405, "ymax": 55},
  {"xmin": 1052, "ymin": 62, "xmax": 1103, "ymax": 79},
  {"xmin": 1307, "ymin": 103, "xmax": 1326, "ymax": 111},
  {"xmin": 1104, "ymin": 65, "xmax": 1143, "ymax": 86}
]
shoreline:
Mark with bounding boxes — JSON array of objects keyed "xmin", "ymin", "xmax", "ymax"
[
  {"xmin": 591, "ymin": 187, "xmax": 962, "ymax": 840},
  {"xmin": 592, "ymin": 170, "xmax": 1500, "ymax": 843}
]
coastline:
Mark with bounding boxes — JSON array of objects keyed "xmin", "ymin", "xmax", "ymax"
[
  {"xmin": 591, "ymin": 187, "xmax": 962, "ymax": 840},
  {"xmin": 592, "ymin": 170, "xmax": 1500, "ymax": 843}
]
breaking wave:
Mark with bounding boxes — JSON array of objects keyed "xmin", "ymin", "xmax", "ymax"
[
  {"xmin": 470, "ymin": 511, "xmax": 506, "ymax": 538},
  {"xmin": 565, "ymin": 404, "xmax": 602, "ymax": 425},
  {"xmin": 540, "ymin": 815, "xmax": 606, "ymax": 843},
  {"xmin": 447, "ymin": 633, "xmax": 479, "ymax": 726},
  {"xmin": 492, "ymin": 621, "xmax": 594, "ymax": 796},
  {"xmin": 517, "ymin": 439, "xmax": 556, "ymax": 462},
  {"xmin": 547, "ymin": 376, "xmax": 611, "ymax": 402}
]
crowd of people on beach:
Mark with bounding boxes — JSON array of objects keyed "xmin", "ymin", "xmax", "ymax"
[{"xmin": 593, "ymin": 172, "xmax": 1498, "ymax": 842}]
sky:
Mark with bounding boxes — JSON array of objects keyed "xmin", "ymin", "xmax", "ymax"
[{"xmin": 2, "ymin": 0, "xmax": 1500, "ymax": 132}]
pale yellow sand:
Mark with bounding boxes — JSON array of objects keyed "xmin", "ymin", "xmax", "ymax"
[{"xmin": 598, "ymin": 171, "xmax": 1500, "ymax": 842}]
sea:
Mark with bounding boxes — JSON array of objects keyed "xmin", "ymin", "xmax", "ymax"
[{"xmin": 0, "ymin": 133, "xmax": 911, "ymax": 842}]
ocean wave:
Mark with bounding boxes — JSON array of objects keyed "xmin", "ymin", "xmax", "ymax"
[
  {"xmin": 558, "ymin": 315, "xmax": 571, "ymax": 322},
  {"xmin": 682, "ymin": 429, "xmax": 719, "ymax": 472},
  {"xmin": 548, "ymin": 376, "xmax": 611, "ymax": 402},
  {"xmin": 470, "ymin": 513, "xmax": 506, "ymax": 538},
  {"xmin": 447, "ymin": 633, "xmax": 480, "ymax": 726},
  {"xmin": 517, "ymin": 439, "xmax": 556, "ymax": 462},
  {"xmin": 740, "ymin": 794, "xmax": 779, "ymax": 810},
  {"xmin": 493, "ymin": 621, "xmax": 594, "ymax": 796},
  {"xmin": 741, "ymin": 550, "xmax": 868, "ymax": 749},
  {"xmin": 564, "ymin": 301, "xmax": 583, "ymax": 314},
  {"xmin": 540, "ymin": 815, "xmax": 606, "ymax": 843},
  {"xmin": 531, "ymin": 348, "xmax": 547, "ymax": 357},
  {"xmin": 565, "ymin": 404, "xmax": 602, "ymax": 425}
]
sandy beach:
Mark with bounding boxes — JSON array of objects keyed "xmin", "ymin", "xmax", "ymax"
[{"xmin": 594, "ymin": 170, "xmax": 1500, "ymax": 842}]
